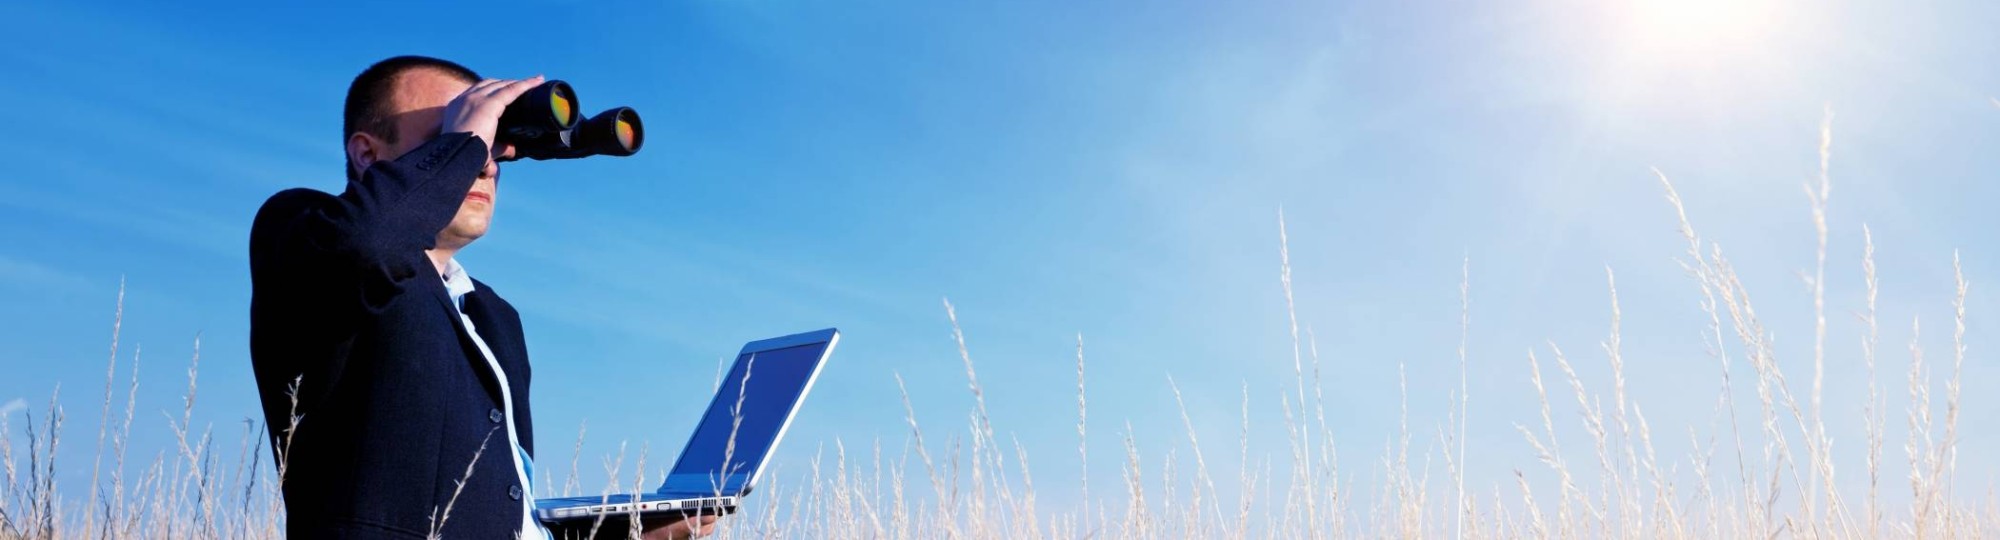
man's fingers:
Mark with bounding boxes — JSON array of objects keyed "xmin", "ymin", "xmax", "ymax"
[
  {"xmin": 638, "ymin": 514, "xmax": 720, "ymax": 540},
  {"xmin": 481, "ymin": 75, "xmax": 546, "ymax": 101},
  {"xmin": 462, "ymin": 78, "xmax": 506, "ymax": 97},
  {"xmin": 642, "ymin": 518, "xmax": 696, "ymax": 540}
]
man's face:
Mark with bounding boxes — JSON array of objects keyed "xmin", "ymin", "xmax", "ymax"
[{"xmin": 379, "ymin": 68, "xmax": 500, "ymax": 251}]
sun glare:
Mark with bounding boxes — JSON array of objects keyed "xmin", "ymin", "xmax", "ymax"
[{"xmin": 1624, "ymin": 0, "xmax": 1781, "ymax": 57}]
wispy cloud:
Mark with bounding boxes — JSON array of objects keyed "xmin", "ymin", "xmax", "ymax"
[
  {"xmin": 0, "ymin": 398, "xmax": 25, "ymax": 419},
  {"xmin": 0, "ymin": 256, "xmax": 94, "ymax": 293}
]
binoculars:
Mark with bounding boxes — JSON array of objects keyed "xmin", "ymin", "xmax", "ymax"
[{"xmin": 495, "ymin": 80, "xmax": 644, "ymax": 161}]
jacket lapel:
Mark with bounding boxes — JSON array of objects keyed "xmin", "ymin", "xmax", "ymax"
[
  {"xmin": 461, "ymin": 288, "xmax": 524, "ymax": 398},
  {"xmin": 428, "ymin": 277, "xmax": 507, "ymax": 405},
  {"xmin": 461, "ymin": 286, "xmax": 535, "ymax": 454}
]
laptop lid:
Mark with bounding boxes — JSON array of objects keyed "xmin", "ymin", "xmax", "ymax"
[{"xmin": 658, "ymin": 328, "xmax": 839, "ymax": 497}]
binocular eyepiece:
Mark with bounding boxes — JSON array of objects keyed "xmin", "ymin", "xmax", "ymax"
[{"xmin": 496, "ymin": 80, "xmax": 644, "ymax": 161}]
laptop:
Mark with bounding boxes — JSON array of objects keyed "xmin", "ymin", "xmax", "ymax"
[{"xmin": 534, "ymin": 328, "xmax": 840, "ymax": 524}]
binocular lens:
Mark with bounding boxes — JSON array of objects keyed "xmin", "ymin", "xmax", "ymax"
[
  {"xmin": 615, "ymin": 115, "xmax": 637, "ymax": 152},
  {"xmin": 499, "ymin": 80, "xmax": 579, "ymax": 138},
  {"xmin": 498, "ymin": 79, "xmax": 644, "ymax": 161},
  {"xmin": 551, "ymin": 89, "xmax": 575, "ymax": 128},
  {"xmin": 575, "ymin": 107, "xmax": 643, "ymax": 157}
]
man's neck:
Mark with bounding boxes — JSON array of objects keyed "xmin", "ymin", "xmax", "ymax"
[{"xmin": 426, "ymin": 248, "xmax": 456, "ymax": 277}]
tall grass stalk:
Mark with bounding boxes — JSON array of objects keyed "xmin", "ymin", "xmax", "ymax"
[{"xmin": 5, "ymin": 118, "xmax": 1997, "ymax": 539}]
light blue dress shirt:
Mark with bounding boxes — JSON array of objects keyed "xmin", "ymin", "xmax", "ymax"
[{"xmin": 442, "ymin": 258, "xmax": 549, "ymax": 539}]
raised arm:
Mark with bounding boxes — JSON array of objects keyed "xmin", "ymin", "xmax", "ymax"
[
  {"xmin": 250, "ymin": 131, "xmax": 490, "ymax": 311},
  {"xmin": 250, "ymin": 76, "xmax": 546, "ymax": 315}
]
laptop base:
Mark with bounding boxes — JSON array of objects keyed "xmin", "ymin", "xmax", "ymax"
[{"xmin": 536, "ymin": 493, "xmax": 739, "ymax": 525}]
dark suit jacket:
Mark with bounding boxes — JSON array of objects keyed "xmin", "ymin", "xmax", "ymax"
[{"xmin": 250, "ymin": 132, "xmax": 538, "ymax": 539}]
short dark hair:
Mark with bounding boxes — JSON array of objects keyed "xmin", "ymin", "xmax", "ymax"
[{"xmin": 343, "ymin": 55, "xmax": 480, "ymax": 181}]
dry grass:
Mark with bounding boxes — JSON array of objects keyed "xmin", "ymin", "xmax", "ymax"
[{"xmin": 3, "ymin": 113, "xmax": 1996, "ymax": 538}]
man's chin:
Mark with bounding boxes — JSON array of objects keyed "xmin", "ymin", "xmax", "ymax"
[{"xmin": 437, "ymin": 227, "xmax": 488, "ymax": 251}]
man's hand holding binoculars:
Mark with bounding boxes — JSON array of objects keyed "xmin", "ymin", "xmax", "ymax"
[
  {"xmin": 441, "ymin": 75, "xmax": 548, "ymax": 163},
  {"xmin": 449, "ymin": 74, "xmax": 645, "ymax": 164}
]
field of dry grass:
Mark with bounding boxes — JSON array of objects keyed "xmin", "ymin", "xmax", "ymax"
[{"xmin": 3, "ymin": 114, "xmax": 1994, "ymax": 538}]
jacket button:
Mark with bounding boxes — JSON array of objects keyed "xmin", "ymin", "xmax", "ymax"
[
  {"xmin": 488, "ymin": 409, "xmax": 504, "ymax": 423},
  {"xmin": 508, "ymin": 484, "xmax": 523, "ymax": 501}
]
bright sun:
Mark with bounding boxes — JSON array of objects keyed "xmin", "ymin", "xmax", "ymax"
[{"xmin": 1623, "ymin": 0, "xmax": 1782, "ymax": 57}]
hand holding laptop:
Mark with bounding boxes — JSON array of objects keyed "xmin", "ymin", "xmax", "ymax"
[{"xmin": 638, "ymin": 514, "xmax": 719, "ymax": 540}]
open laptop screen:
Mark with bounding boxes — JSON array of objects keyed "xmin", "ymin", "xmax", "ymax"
[{"xmin": 661, "ymin": 341, "xmax": 827, "ymax": 495}]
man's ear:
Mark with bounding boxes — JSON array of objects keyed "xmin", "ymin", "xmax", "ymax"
[{"xmin": 346, "ymin": 131, "xmax": 384, "ymax": 178}]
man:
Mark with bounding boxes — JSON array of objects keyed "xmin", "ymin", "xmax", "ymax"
[{"xmin": 249, "ymin": 56, "xmax": 716, "ymax": 539}]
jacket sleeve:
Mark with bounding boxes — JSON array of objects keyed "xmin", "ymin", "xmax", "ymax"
[{"xmin": 251, "ymin": 132, "xmax": 492, "ymax": 314}]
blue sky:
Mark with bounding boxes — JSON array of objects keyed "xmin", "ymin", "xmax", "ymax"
[{"xmin": 5, "ymin": 0, "xmax": 2000, "ymax": 523}]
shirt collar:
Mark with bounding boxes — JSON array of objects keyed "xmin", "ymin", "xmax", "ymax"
[{"xmin": 441, "ymin": 257, "xmax": 477, "ymax": 307}]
